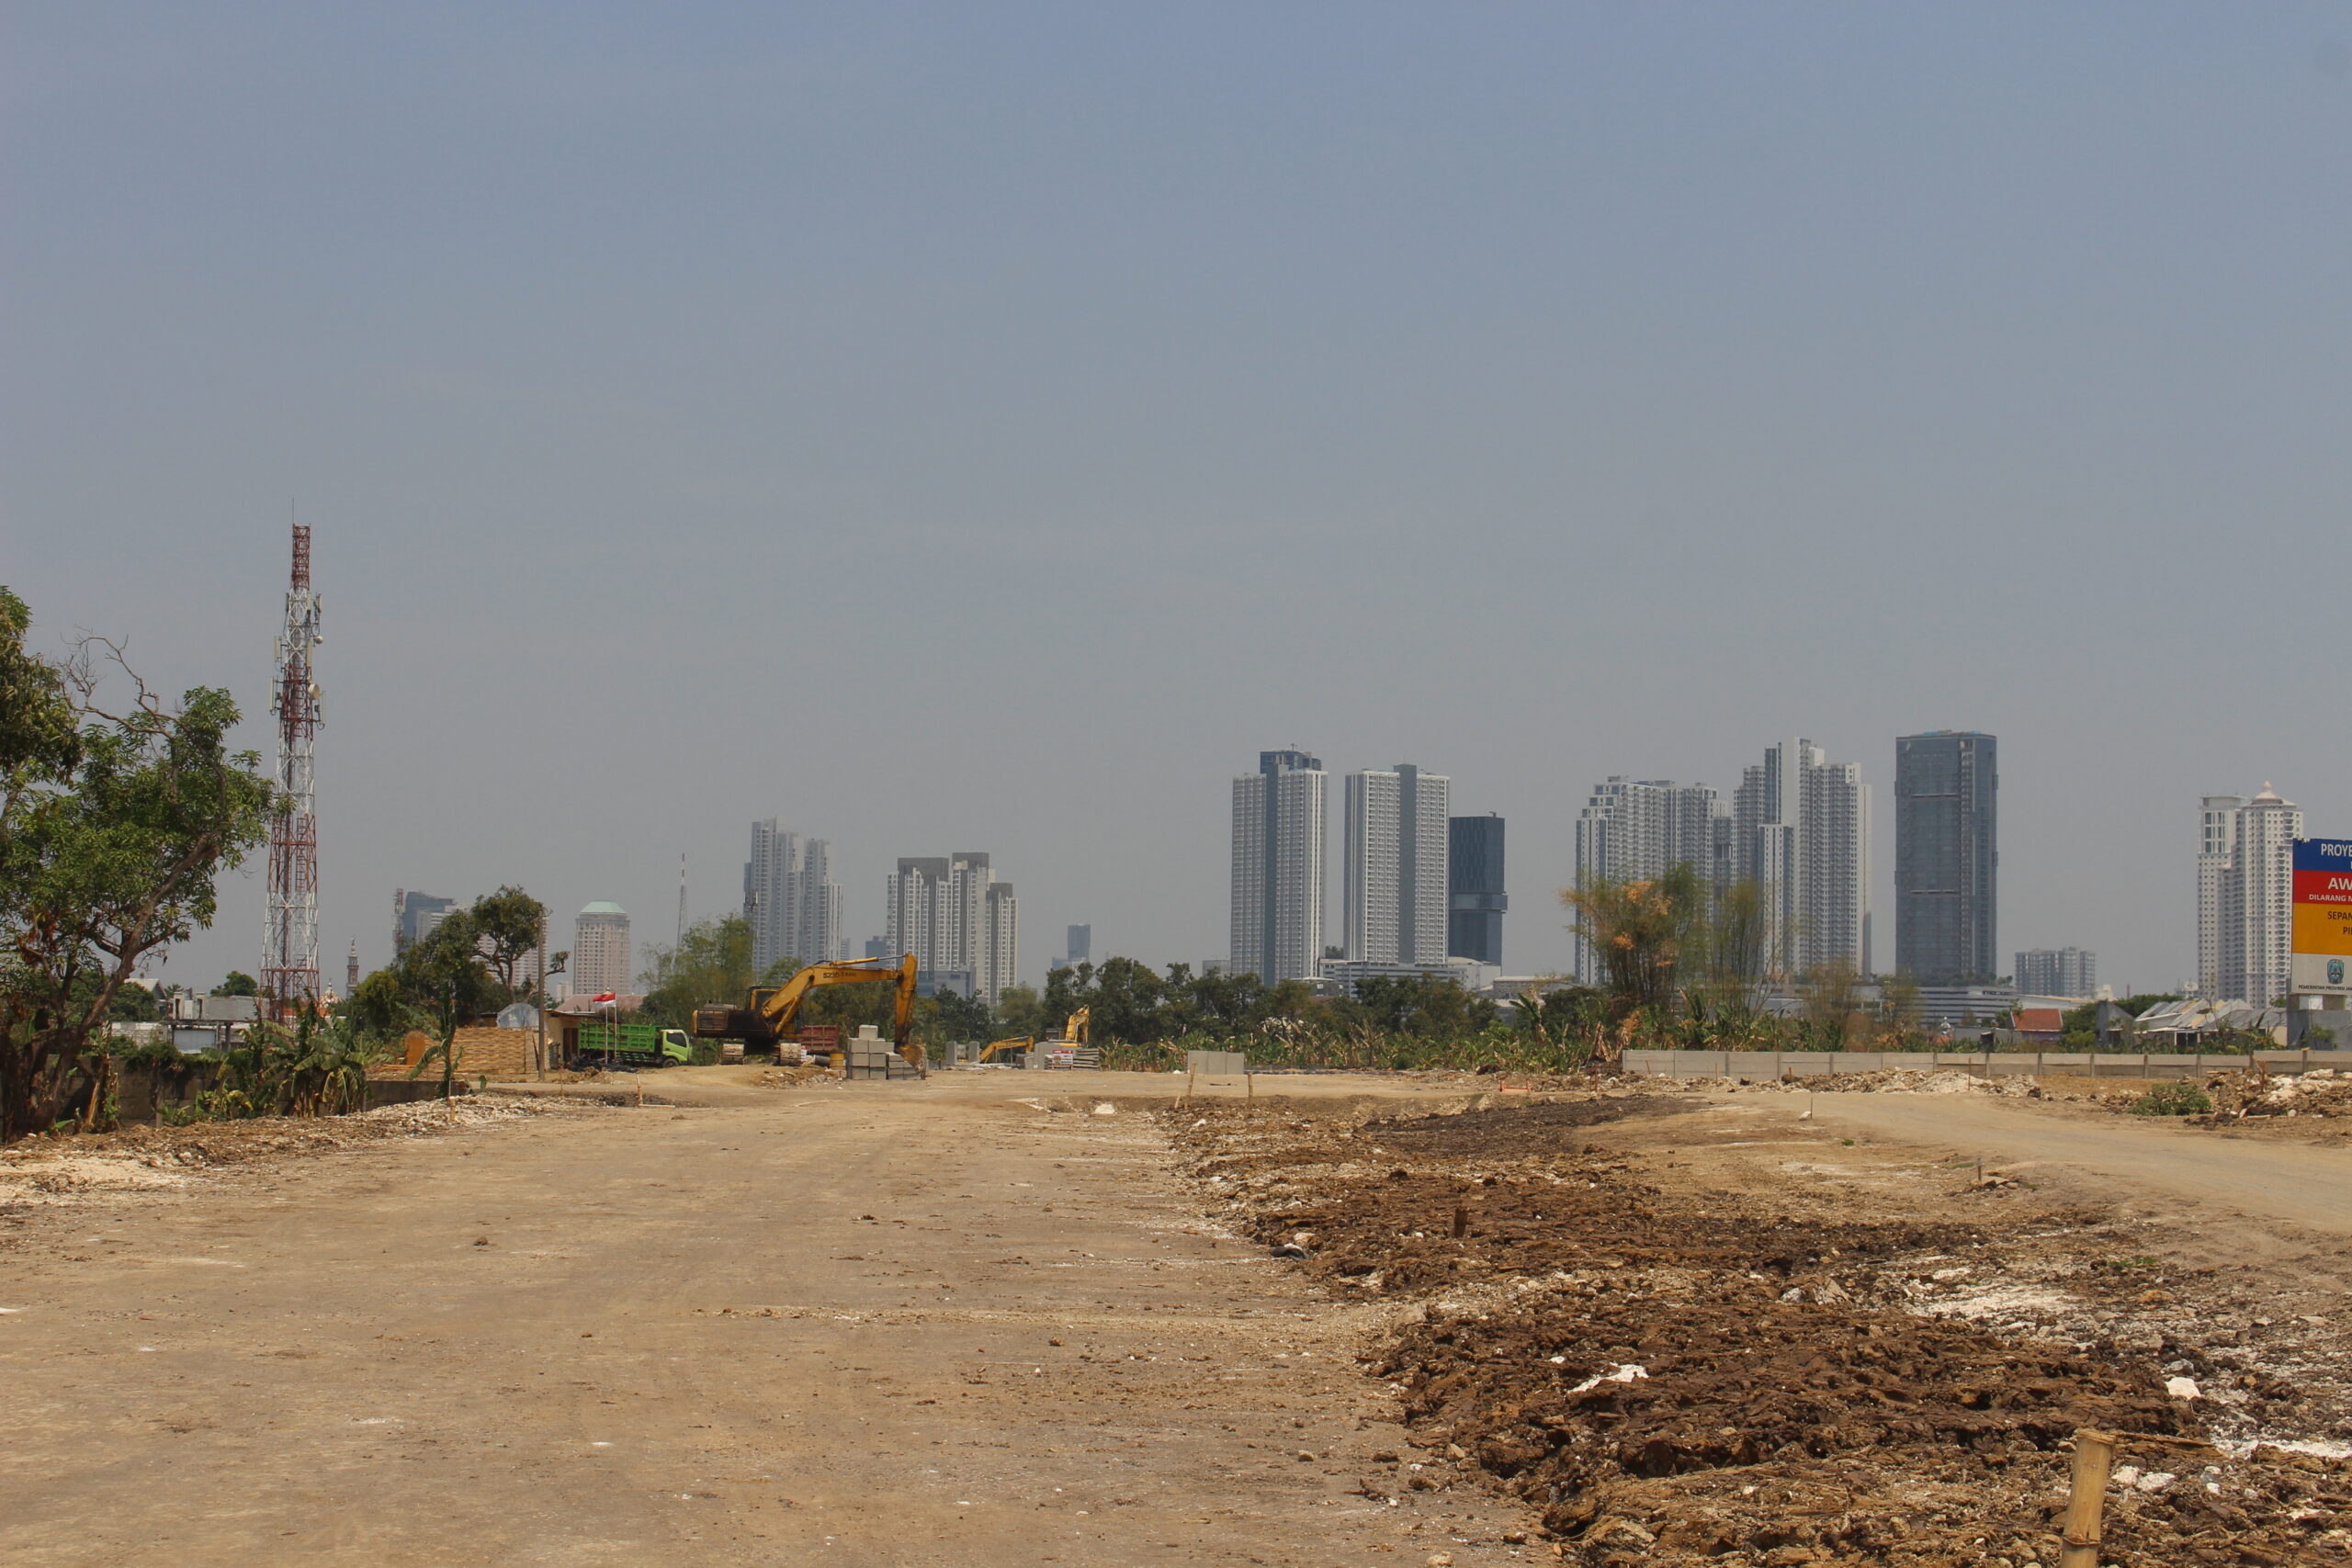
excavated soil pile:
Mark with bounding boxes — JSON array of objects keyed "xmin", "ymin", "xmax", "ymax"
[{"xmin": 1171, "ymin": 1098, "xmax": 2351, "ymax": 1567}]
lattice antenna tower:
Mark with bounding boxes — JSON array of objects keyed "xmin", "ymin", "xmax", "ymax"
[{"xmin": 262, "ymin": 524, "xmax": 323, "ymax": 1012}]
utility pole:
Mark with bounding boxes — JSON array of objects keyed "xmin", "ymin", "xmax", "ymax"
[
  {"xmin": 535, "ymin": 908, "xmax": 548, "ymax": 1077},
  {"xmin": 676, "ymin": 852, "xmax": 687, "ymax": 946}
]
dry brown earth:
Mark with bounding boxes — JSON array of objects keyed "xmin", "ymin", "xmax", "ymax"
[{"xmin": 1, "ymin": 1068, "xmax": 2346, "ymax": 1566}]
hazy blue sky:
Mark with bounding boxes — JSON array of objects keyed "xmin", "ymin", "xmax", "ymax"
[{"xmin": 8, "ymin": 5, "xmax": 2350, "ymax": 994}]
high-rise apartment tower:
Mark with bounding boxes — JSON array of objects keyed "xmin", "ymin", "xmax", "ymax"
[
  {"xmin": 1894, "ymin": 732, "xmax": 1997, "ymax": 984},
  {"xmin": 2015, "ymin": 947, "xmax": 2097, "ymax": 997},
  {"xmin": 886, "ymin": 852, "xmax": 1018, "ymax": 1001},
  {"xmin": 1731, "ymin": 739, "xmax": 1871, "ymax": 978},
  {"xmin": 572, "ymin": 902, "xmax": 632, "ymax": 996},
  {"xmin": 393, "ymin": 889, "xmax": 455, "ymax": 955},
  {"xmin": 2201, "ymin": 784, "xmax": 2301, "ymax": 1006},
  {"xmin": 1341, "ymin": 764, "xmax": 1451, "ymax": 964},
  {"xmin": 743, "ymin": 820, "xmax": 842, "ymax": 975},
  {"xmin": 1230, "ymin": 750, "xmax": 1328, "ymax": 983}
]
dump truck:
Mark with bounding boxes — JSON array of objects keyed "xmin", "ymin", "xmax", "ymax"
[{"xmin": 563, "ymin": 1021, "xmax": 693, "ymax": 1070}]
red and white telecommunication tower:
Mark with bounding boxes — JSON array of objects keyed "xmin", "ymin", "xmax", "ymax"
[{"xmin": 262, "ymin": 524, "xmax": 322, "ymax": 1013}]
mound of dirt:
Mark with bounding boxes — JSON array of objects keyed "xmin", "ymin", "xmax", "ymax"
[
  {"xmin": 1359, "ymin": 1095, "xmax": 1701, "ymax": 1155},
  {"xmin": 1171, "ymin": 1096, "xmax": 2352, "ymax": 1566}
]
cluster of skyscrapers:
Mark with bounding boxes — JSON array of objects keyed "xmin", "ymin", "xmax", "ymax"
[
  {"xmin": 743, "ymin": 820, "xmax": 843, "ymax": 977},
  {"xmin": 1570, "ymin": 731, "xmax": 2000, "ymax": 989},
  {"xmin": 1573, "ymin": 738, "xmax": 1873, "ymax": 983},
  {"xmin": 398, "ymin": 739, "xmax": 2306, "ymax": 1021},
  {"xmin": 1227, "ymin": 750, "xmax": 1507, "ymax": 983},
  {"xmin": 748, "ymin": 824, "xmax": 1024, "ymax": 1002},
  {"xmin": 884, "ymin": 852, "xmax": 1019, "ymax": 1003}
]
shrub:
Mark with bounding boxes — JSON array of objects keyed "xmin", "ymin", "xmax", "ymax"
[{"xmin": 2128, "ymin": 1081, "xmax": 2211, "ymax": 1117}]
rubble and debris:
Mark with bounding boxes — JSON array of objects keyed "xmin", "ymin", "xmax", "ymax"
[{"xmin": 1170, "ymin": 1095, "xmax": 2352, "ymax": 1565}]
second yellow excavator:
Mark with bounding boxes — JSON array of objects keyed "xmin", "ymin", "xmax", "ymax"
[{"xmin": 690, "ymin": 954, "xmax": 920, "ymax": 1067}]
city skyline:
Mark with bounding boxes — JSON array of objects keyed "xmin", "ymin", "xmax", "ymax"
[
  {"xmin": 182, "ymin": 722, "xmax": 2317, "ymax": 1000},
  {"xmin": 17, "ymin": 9, "xmax": 2349, "ymax": 997}
]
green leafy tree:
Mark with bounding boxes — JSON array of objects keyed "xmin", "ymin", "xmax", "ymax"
[
  {"xmin": 108, "ymin": 982, "xmax": 164, "ymax": 1022},
  {"xmin": 637, "ymin": 915, "xmax": 756, "ymax": 1031},
  {"xmin": 1084, "ymin": 956, "xmax": 1167, "ymax": 1044},
  {"xmin": 1335, "ymin": 974, "xmax": 1494, "ymax": 1041},
  {"xmin": 1187, "ymin": 967, "xmax": 1272, "ymax": 1033},
  {"xmin": 1041, "ymin": 962, "xmax": 1091, "ymax": 1033},
  {"xmin": 469, "ymin": 886, "xmax": 547, "ymax": 1002},
  {"xmin": 796, "ymin": 979, "xmax": 899, "ymax": 1036},
  {"xmin": 343, "ymin": 967, "xmax": 425, "ymax": 1045},
  {"xmin": 993, "ymin": 983, "xmax": 1045, "ymax": 1042},
  {"xmin": 212, "ymin": 971, "xmax": 259, "ymax": 998},
  {"xmin": 1, "ymin": 597, "xmax": 272, "ymax": 1141},
  {"xmin": 919, "ymin": 988, "xmax": 994, "ymax": 1050},
  {"xmin": 395, "ymin": 910, "xmax": 502, "ymax": 1098}
]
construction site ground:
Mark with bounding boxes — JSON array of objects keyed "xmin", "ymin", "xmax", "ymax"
[{"xmin": 0, "ymin": 1068, "xmax": 2346, "ymax": 1566}]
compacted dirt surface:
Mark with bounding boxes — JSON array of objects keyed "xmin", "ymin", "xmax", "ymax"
[
  {"xmin": 0, "ymin": 1072, "xmax": 1534, "ymax": 1566},
  {"xmin": 1, "ymin": 1068, "xmax": 2347, "ymax": 1566}
]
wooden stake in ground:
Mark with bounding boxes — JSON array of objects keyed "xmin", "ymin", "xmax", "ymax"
[
  {"xmin": 2060, "ymin": 1427, "xmax": 2117, "ymax": 1568},
  {"xmin": 1451, "ymin": 1203, "xmax": 1469, "ymax": 1239},
  {"xmin": 1183, "ymin": 1063, "xmax": 1196, "ymax": 1108},
  {"xmin": 1246, "ymin": 1070, "xmax": 1254, "ymax": 1100}
]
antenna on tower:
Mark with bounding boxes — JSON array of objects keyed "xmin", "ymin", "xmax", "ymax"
[{"xmin": 262, "ymin": 522, "xmax": 322, "ymax": 1017}]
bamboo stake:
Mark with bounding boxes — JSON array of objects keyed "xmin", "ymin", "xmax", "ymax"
[
  {"xmin": 2059, "ymin": 1427, "xmax": 2117, "ymax": 1568},
  {"xmin": 1183, "ymin": 1063, "xmax": 1196, "ymax": 1108}
]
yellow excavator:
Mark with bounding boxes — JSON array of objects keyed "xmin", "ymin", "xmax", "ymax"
[
  {"xmin": 691, "ymin": 954, "xmax": 920, "ymax": 1071},
  {"xmin": 975, "ymin": 1008, "xmax": 1085, "ymax": 1067}
]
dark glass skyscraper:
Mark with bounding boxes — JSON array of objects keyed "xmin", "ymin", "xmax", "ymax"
[
  {"xmin": 1894, "ymin": 732, "xmax": 1997, "ymax": 983},
  {"xmin": 1447, "ymin": 814, "xmax": 1507, "ymax": 966}
]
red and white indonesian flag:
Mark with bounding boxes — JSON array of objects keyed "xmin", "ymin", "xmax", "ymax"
[{"xmin": 593, "ymin": 991, "xmax": 616, "ymax": 1005}]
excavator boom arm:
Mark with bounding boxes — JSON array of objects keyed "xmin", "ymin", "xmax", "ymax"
[{"xmin": 754, "ymin": 954, "xmax": 922, "ymax": 1050}]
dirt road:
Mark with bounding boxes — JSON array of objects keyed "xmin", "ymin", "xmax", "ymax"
[
  {"xmin": 1802, "ymin": 1090, "xmax": 2352, "ymax": 1234},
  {"xmin": 0, "ymin": 1075, "xmax": 1532, "ymax": 1567}
]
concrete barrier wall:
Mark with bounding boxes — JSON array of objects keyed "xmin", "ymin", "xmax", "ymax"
[
  {"xmin": 1621, "ymin": 1048, "xmax": 2352, "ymax": 1082},
  {"xmin": 114, "ymin": 1064, "xmax": 465, "ymax": 1122},
  {"xmin": 1185, "ymin": 1051, "xmax": 1250, "ymax": 1077}
]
